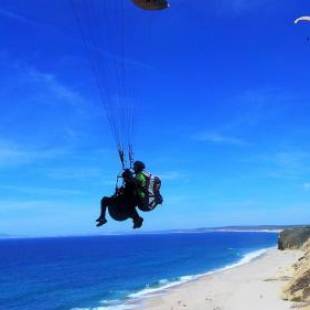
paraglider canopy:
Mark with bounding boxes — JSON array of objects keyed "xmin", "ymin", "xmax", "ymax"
[
  {"xmin": 132, "ymin": 0, "xmax": 169, "ymax": 10},
  {"xmin": 294, "ymin": 16, "xmax": 310, "ymax": 24}
]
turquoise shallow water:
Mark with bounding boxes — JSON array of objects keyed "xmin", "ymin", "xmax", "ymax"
[{"xmin": 0, "ymin": 232, "xmax": 277, "ymax": 310}]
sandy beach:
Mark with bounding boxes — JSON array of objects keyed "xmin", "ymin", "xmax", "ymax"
[{"xmin": 138, "ymin": 249, "xmax": 302, "ymax": 310}]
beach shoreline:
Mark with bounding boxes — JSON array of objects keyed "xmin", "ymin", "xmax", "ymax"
[{"xmin": 129, "ymin": 248, "xmax": 301, "ymax": 310}]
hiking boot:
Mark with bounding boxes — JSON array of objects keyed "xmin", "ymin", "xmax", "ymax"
[
  {"xmin": 96, "ymin": 219, "xmax": 107, "ymax": 227},
  {"xmin": 133, "ymin": 217, "xmax": 144, "ymax": 229}
]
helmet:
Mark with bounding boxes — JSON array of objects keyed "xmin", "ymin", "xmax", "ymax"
[{"xmin": 133, "ymin": 160, "xmax": 145, "ymax": 172}]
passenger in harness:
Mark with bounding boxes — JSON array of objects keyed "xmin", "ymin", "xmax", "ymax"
[
  {"xmin": 96, "ymin": 169, "xmax": 144, "ymax": 229},
  {"xmin": 96, "ymin": 161, "xmax": 163, "ymax": 229},
  {"xmin": 133, "ymin": 161, "xmax": 163, "ymax": 211}
]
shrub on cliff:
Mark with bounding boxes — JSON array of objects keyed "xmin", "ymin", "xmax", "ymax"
[{"xmin": 278, "ymin": 227, "xmax": 310, "ymax": 250}]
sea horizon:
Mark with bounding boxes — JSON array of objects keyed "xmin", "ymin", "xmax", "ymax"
[{"xmin": 1, "ymin": 224, "xmax": 303, "ymax": 239}]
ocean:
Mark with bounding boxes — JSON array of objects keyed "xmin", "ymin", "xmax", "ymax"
[{"xmin": 0, "ymin": 232, "xmax": 277, "ymax": 310}]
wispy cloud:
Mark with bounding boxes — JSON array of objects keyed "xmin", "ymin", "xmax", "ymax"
[
  {"xmin": 0, "ymin": 185, "xmax": 83, "ymax": 196},
  {"xmin": 159, "ymin": 171, "xmax": 188, "ymax": 181},
  {"xmin": 0, "ymin": 56, "xmax": 85, "ymax": 106},
  {"xmin": 0, "ymin": 139, "xmax": 68, "ymax": 167},
  {"xmin": 22, "ymin": 67, "xmax": 85, "ymax": 107},
  {"xmin": 47, "ymin": 167, "xmax": 106, "ymax": 180},
  {"xmin": 89, "ymin": 48, "xmax": 153, "ymax": 70},
  {"xmin": 0, "ymin": 6, "xmax": 151, "ymax": 72},
  {"xmin": 0, "ymin": 8, "xmax": 37, "ymax": 25},
  {"xmin": 191, "ymin": 89, "xmax": 289, "ymax": 147},
  {"xmin": 193, "ymin": 131, "xmax": 247, "ymax": 146},
  {"xmin": 271, "ymin": 151, "xmax": 310, "ymax": 169},
  {"xmin": 214, "ymin": 88, "xmax": 297, "ymax": 134},
  {"xmin": 303, "ymin": 183, "xmax": 310, "ymax": 191},
  {"xmin": 248, "ymin": 150, "xmax": 310, "ymax": 180},
  {"xmin": 0, "ymin": 57, "xmax": 94, "ymax": 148},
  {"xmin": 0, "ymin": 199, "xmax": 57, "ymax": 212},
  {"xmin": 216, "ymin": 0, "xmax": 272, "ymax": 15}
]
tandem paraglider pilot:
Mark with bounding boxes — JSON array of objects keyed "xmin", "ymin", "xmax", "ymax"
[
  {"xmin": 96, "ymin": 161, "xmax": 163, "ymax": 229},
  {"xmin": 70, "ymin": 1, "xmax": 168, "ymax": 229}
]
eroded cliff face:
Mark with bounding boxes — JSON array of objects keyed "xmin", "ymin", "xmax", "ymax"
[
  {"xmin": 282, "ymin": 239, "xmax": 310, "ymax": 309},
  {"xmin": 278, "ymin": 227, "xmax": 310, "ymax": 250}
]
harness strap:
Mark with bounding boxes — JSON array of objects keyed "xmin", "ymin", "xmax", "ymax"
[
  {"xmin": 128, "ymin": 144, "xmax": 134, "ymax": 169},
  {"xmin": 118, "ymin": 149, "xmax": 125, "ymax": 170}
]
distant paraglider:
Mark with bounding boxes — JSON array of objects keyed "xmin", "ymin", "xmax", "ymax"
[
  {"xmin": 132, "ymin": 0, "xmax": 169, "ymax": 10},
  {"xmin": 294, "ymin": 16, "xmax": 310, "ymax": 24},
  {"xmin": 294, "ymin": 16, "xmax": 310, "ymax": 42}
]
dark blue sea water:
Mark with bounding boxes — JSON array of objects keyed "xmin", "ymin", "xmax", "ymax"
[{"xmin": 0, "ymin": 232, "xmax": 277, "ymax": 310}]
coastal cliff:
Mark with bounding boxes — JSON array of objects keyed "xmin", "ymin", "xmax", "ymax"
[
  {"xmin": 280, "ymin": 228, "xmax": 310, "ymax": 309},
  {"xmin": 278, "ymin": 227, "xmax": 310, "ymax": 250}
]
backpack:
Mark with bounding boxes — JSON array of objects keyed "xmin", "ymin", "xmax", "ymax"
[{"xmin": 142, "ymin": 171, "xmax": 163, "ymax": 210}]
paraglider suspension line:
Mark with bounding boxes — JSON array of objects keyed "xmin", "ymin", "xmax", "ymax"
[{"xmin": 118, "ymin": 148, "xmax": 126, "ymax": 170}]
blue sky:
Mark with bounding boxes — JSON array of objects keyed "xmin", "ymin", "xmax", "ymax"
[{"xmin": 0, "ymin": 0, "xmax": 310, "ymax": 236}]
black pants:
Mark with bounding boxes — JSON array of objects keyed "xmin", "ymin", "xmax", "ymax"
[{"xmin": 98, "ymin": 196, "xmax": 141, "ymax": 222}]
